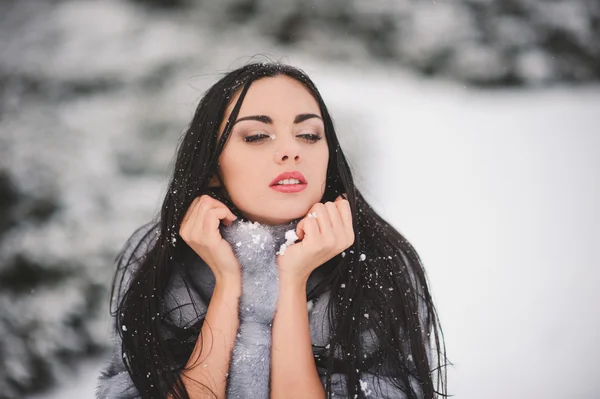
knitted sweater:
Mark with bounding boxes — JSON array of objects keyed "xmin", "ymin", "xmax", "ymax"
[{"xmin": 96, "ymin": 219, "xmax": 423, "ymax": 398}]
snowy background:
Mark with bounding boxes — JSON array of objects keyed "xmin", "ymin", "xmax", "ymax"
[{"xmin": 0, "ymin": 0, "xmax": 599, "ymax": 398}]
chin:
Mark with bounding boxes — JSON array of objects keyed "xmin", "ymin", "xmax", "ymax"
[
  {"xmin": 264, "ymin": 212, "xmax": 304, "ymax": 225},
  {"xmin": 275, "ymin": 204, "xmax": 312, "ymax": 219},
  {"xmin": 241, "ymin": 208, "xmax": 306, "ymax": 226},
  {"xmin": 237, "ymin": 197, "xmax": 317, "ymax": 224}
]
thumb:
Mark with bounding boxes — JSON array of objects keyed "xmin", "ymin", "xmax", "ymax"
[
  {"xmin": 296, "ymin": 219, "xmax": 306, "ymax": 240},
  {"xmin": 222, "ymin": 211, "xmax": 238, "ymax": 226}
]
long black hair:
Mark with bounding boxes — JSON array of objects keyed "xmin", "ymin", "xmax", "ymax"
[{"xmin": 111, "ymin": 61, "xmax": 449, "ymax": 398}]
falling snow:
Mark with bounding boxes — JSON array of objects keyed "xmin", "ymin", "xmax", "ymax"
[{"xmin": 12, "ymin": 4, "xmax": 599, "ymax": 396}]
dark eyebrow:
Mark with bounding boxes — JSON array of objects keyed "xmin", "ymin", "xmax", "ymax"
[
  {"xmin": 233, "ymin": 113, "xmax": 322, "ymax": 126},
  {"xmin": 294, "ymin": 113, "xmax": 322, "ymax": 124},
  {"xmin": 234, "ymin": 115, "xmax": 273, "ymax": 125}
]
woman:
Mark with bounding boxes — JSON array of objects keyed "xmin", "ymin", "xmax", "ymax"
[{"xmin": 97, "ymin": 62, "xmax": 448, "ymax": 399}]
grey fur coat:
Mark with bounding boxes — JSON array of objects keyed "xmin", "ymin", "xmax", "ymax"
[{"xmin": 96, "ymin": 219, "xmax": 423, "ymax": 398}]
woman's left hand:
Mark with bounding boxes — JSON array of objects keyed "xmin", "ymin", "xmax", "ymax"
[{"xmin": 276, "ymin": 195, "xmax": 355, "ymax": 284}]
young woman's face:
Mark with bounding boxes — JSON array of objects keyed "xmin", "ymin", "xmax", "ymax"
[{"xmin": 212, "ymin": 75, "xmax": 329, "ymax": 226}]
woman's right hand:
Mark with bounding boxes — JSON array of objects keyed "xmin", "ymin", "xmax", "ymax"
[{"xmin": 179, "ymin": 195, "xmax": 240, "ymax": 281}]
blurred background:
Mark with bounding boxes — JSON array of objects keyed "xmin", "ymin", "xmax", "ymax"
[{"xmin": 0, "ymin": 0, "xmax": 599, "ymax": 398}]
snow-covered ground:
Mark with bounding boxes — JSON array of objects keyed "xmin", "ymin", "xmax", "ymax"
[
  {"xmin": 2, "ymin": 1, "xmax": 598, "ymax": 398},
  {"xmin": 28, "ymin": 59, "xmax": 600, "ymax": 398},
  {"xmin": 313, "ymin": 65, "xmax": 600, "ymax": 399}
]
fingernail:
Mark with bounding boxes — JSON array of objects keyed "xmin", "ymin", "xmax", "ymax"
[{"xmin": 341, "ymin": 193, "xmax": 348, "ymax": 200}]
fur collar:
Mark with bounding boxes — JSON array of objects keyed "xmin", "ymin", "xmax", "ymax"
[
  {"xmin": 97, "ymin": 219, "xmax": 335, "ymax": 399},
  {"xmin": 220, "ymin": 218, "xmax": 304, "ymax": 398}
]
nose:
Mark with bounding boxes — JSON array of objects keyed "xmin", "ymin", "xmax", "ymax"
[{"xmin": 274, "ymin": 135, "xmax": 300, "ymax": 163}]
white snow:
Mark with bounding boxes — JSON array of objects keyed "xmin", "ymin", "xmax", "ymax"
[
  {"xmin": 276, "ymin": 244, "xmax": 288, "ymax": 256},
  {"xmin": 307, "ymin": 300, "xmax": 314, "ymax": 312},
  {"xmin": 359, "ymin": 379, "xmax": 372, "ymax": 395},
  {"xmin": 308, "ymin": 64, "xmax": 600, "ymax": 398},
  {"xmin": 284, "ymin": 229, "xmax": 299, "ymax": 243},
  {"xmin": 276, "ymin": 229, "xmax": 299, "ymax": 256},
  {"xmin": 14, "ymin": 6, "xmax": 600, "ymax": 399}
]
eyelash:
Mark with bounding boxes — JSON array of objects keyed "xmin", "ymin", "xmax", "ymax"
[{"xmin": 243, "ymin": 133, "xmax": 322, "ymax": 144}]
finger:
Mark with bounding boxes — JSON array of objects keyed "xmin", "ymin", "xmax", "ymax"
[
  {"xmin": 334, "ymin": 196, "xmax": 352, "ymax": 232},
  {"xmin": 325, "ymin": 202, "xmax": 345, "ymax": 244},
  {"xmin": 205, "ymin": 196, "xmax": 237, "ymax": 225},
  {"xmin": 325, "ymin": 201, "xmax": 342, "ymax": 230},
  {"xmin": 204, "ymin": 198, "xmax": 236, "ymax": 224},
  {"xmin": 200, "ymin": 197, "xmax": 237, "ymax": 230},
  {"xmin": 220, "ymin": 208, "xmax": 237, "ymax": 226},
  {"xmin": 203, "ymin": 207, "xmax": 235, "ymax": 235},
  {"xmin": 301, "ymin": 214, "xmax": 319, "ymax": 244},
  {"xmin": 196, "ymin": 195, "xmax": 216, "ymax": 233},
  {"xmin": 334, "ymin": 194, "xmax": 349, "ymax": 207},
  {"xmin": 311, "ymin": 203, "xmax": 333, "ymax": 242},
  {"xmin": 334, "ymin": 199, "xmax": 354, "ymax": 244},
  {"xmin": 296, "ymin": 219, "xmax": 306, "ymax": 241},
  {"xmin": 180, "ymin": 196, "xmax": 202, "ymax": 235}
]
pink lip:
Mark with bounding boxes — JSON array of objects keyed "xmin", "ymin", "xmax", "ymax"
[
  {"xmin": 271, "ymin": 183, "xmax": 307, "ymax": 193},
  {"xmin": 269, "ymin": 171, "xmax": 307, "ymax": 186},
  {"xmin": 269, "ymin": 171, "xmax": 307, "ymax": 193}
]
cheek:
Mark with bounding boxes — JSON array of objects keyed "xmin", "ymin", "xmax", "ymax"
[
  {"xmin": 220, "ymin": 151, "xmax": 263, "ymax": 192},
  {"xmin": 317, "ymin": 149, "xmax": 329, "ymax": 178},
  {"xmin": 311, "ymin": 150, "xmax": 329, "ymax": 195}
]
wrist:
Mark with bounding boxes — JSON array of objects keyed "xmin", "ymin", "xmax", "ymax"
[
  {"xmin": 214, "ymin": 273, "xmax": 242, "ymax": 297},
  {"xmin": 278, "ymin": 273, "xmax": 308, "ymax": 292}
]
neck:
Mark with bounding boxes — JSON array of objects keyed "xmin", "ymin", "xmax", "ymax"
[{"xmin": 219, "ymin": 218, "xmax": 301, "ymax": 257}]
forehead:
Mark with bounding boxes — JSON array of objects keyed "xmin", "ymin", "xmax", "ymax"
[{"xmin": 227, "ymin": 75, "xmax": 322, "ymax": 118}]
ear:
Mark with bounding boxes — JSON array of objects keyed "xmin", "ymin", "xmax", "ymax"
[{"xmin": 208, "ymin": 174, "xmax": 221, "ymax": 188}]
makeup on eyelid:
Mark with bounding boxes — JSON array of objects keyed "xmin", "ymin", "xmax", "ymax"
[
  {"xmin": 213, "ymin": 75, "xmax": 329, "ymax": 225},
  {"xmin": 242, "ymin": 132, "xmax": 322, "ymax": 144}
]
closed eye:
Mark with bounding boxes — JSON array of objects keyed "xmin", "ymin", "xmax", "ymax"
[
  {"xmin": 244, "ymin": 133, "xmax": 271, "ymax": 143},
  {"xmin": 297, "ymin": 133, "xmax": 322, "ymax": 143},
  {"xmin": 244, "ymin": 133, "xmax": 323, "ymax": 144}
]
